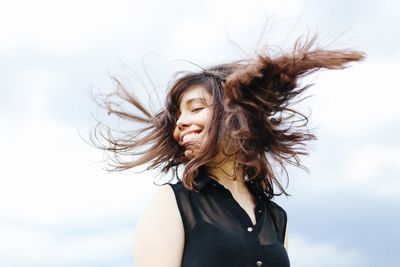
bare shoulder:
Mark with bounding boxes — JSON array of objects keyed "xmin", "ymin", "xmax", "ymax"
[{"xmin": 133, "ymin": 184, "xmax": 184, "ymax": 267}]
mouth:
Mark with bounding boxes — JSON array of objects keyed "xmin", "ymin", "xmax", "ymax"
[{"xmin": 180, "ymin": 130, "xmax": 203, "ymax": 146}]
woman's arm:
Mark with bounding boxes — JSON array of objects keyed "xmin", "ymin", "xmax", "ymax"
[{"xmin": 133, "ymin": 185, "xmax": 184, "ymax": 267}]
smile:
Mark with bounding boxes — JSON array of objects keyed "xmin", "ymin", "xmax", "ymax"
[
  {"xmin": 181, "ymin": 130, "xmax": 203, "ymax": 145},
  {"xmin": 182, "ymin": 132, "xmax": 201, "ymax": 141}
]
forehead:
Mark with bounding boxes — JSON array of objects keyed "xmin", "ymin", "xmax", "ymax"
[{"xmin": 179, "ymin": 86, "xmax": 212, "ymax": 108}]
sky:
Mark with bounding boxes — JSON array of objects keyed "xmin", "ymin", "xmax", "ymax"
[{"xmin": 1, "ymin": 0, "xmax": 399, "ymax": 266}]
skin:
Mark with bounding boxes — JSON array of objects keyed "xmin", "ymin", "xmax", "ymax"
[
  {"xmin": 133, "ymin": 86, "xmax": 288, "ymax": 267},
  {"xmin": 172, "ymin": 86, "xmax": 214, "ymax": 159}
]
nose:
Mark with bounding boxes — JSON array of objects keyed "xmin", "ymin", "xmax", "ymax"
[{"xmin": 176, "ymin": 113, "xmax": 190, "ymax": 130}]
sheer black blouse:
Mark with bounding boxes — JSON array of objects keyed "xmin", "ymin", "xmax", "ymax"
[{"xmin": 168, "ymin": 170, "xmax": 290, "ymax": 267}]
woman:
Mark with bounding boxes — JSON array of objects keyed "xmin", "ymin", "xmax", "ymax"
[{"xmin": 92, "ymin": 37, "xmax": 364, "ymax": 267}]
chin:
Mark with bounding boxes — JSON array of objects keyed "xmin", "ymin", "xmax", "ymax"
[
  {"xmin": 183, "ymin": 142, "xmax": 202, "ymax": 159},
  {"xmin": 184, "ymin": 149, "xmax": 198, "ymax": 159}
]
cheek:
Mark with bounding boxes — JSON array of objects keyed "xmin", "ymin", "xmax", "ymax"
[
  {"xmin": 202, "ymin": 110, "xmax": 213, "ymax": 128},
  {"xmin": 172, "ymin": 127, "xmax": 180, "ymax": 142}
]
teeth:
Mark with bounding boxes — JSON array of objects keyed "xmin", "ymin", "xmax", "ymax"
[{"xmin": 182, "ymin": 132, "xmax": 200, "ymax": 141}]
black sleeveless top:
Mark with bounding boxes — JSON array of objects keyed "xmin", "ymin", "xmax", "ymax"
[{"xmin": 168, "ymin": 170, "xmax": 290, "ymax": 267}]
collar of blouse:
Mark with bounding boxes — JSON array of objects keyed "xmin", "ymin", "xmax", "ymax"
[{"xmin": 193, "ymin": 170, "xmax": 269, "ymax": 202}]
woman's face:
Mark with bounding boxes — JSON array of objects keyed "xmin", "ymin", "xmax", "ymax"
[{"xmin": 173, "ymin": 86, "xmax": 213, "ymax": 159}]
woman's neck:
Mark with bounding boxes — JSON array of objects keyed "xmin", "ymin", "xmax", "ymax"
[{"xmin": 204, "ymin": 153, "xmax": 247, "ymax": 195}]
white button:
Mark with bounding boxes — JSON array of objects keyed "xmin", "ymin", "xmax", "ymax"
[
  {"xmin": 258, "ymin": 210, "xmax": 262, "ymax": 213},
  {"xmin": 247, "ymin": 227, "xmax": 253, "ymax": 232},
  {"xmin": 256, "ymin": 260, "xmax": 263, "ymax": 266}
]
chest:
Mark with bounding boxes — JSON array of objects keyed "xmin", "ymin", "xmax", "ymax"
[
  {"xmin": 181, "ymin": 192, "xmax": 290, "ymax": 267},
  {"xmin": 231, "ymin": 192, "xmax": 257, "ymax": 225}
]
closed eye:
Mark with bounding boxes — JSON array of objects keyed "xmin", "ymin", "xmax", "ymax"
[{"xmin": 192, "ymin": 107, "xmax": 204, "ymax": 112}]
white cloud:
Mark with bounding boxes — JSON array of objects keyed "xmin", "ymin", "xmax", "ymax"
[
  {"xmin": 0, "ymin": 0, "xmax": 153, "ymax": 55},
  {"xmin": 0, "ymin": 116, "xmax": 158, "ymax": 226},
  {"xmin": 170, "ymin": 0, "xmax": 306, "ymax": 54},
  {"xmin": 277, "ymin": 62, "xmax": 400, "ymax": 199},
  {"xmin": 0, "ymin": 114, "xmax": 164, "ymax": 267},
  {"xmin": 305, "ymin": 63, "xmax": 400, "ymax": 137},
  {"xmin": 344, "ymin": 144, "xmax": 400, "ymax": 196},
  {"xmin": 289, "ymin": 233, "xmax": 364, "ymax": 267},
  {"xmin": 0, "ymin": 223, "xmax": 134, "ymax": 266}
]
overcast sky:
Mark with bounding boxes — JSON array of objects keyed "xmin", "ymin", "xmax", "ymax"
[{"xmin": 1, "ymin": 0, "xmax": 399, "ymax": 266}]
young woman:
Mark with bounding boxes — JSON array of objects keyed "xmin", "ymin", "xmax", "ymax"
[{"xmin": 92, "ymin": 37, "xmax": 364, "ymax": 267}]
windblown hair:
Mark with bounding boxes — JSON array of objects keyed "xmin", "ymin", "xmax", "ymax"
[{"xmin": 91, "ymin": 37, "xmax": 365, "ymax": 198}]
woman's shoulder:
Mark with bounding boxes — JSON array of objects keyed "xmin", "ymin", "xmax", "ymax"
[
  {"xmin": 134, "ymin": 183, "xmax": 182, "ymax": 228},
  {"xmin": 133, "ymin": 183, "xmax": 185, "ymax": 266},
  {"xmin": 266, "ymin": 199, "xmax": 288, "ymax": 222},
  {"xmin": 138, "ymin": 184, "xmax": 179, "ymax": 220},
  {"xmin": 167, "ymin": 180, "xmax": 184, "ymax": 189},
  {"xmin": 166, "ymin": 180, "xmax": 193, "ymax": 195},
  {"xmin": 267, "ymin": 199, "xmax": 287, "ymax": 211}
]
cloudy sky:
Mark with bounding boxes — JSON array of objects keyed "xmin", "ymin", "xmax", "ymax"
[{"xmin": 1, "ymin": 0, "xmax": 399, "ymax": 266}]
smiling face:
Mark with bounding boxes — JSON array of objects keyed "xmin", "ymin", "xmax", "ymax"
[{"xmin": 173, "ymin": 86, "xmax": 213, "ymax": 159}]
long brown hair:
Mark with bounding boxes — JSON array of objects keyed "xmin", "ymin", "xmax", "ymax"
[{"xmin": 90, "ymin": 37, "xmax": 365, "ymax": 198}]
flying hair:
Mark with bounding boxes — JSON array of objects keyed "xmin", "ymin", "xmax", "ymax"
[{"xmin": 90, "ymin": 36, "xmax": 365, "ymax": 197}]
